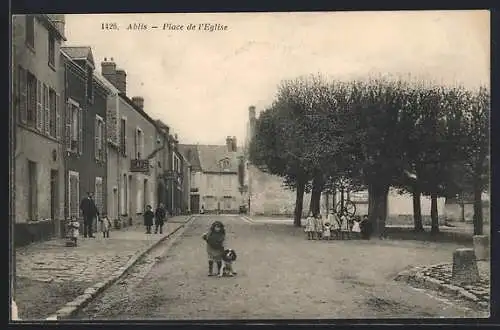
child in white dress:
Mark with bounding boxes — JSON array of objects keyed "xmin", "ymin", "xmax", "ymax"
[
  {"xmin": 328, "ymin": 211, "xmax": 340, "ymax": 239},
  {"xmin": 304, "ymin": 212, "xmax": 315, "ymax": 240},
  {"xmin": 322, "ymin": 222, "xmax": 332, "ymax": 240}
]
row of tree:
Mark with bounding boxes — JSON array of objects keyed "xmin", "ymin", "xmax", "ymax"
[{"xmin": 249, "ymin": 74, "xmax": 489, "ymax": 236}]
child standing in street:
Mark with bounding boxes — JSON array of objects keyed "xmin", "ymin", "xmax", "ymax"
[
  {"xmin": 99, "ymin": 214, "xmax": 112, "ymax": 238},
  {"xmin": 202, "ymin": 221, "xmax": 226, "ymax": 276},
  {"xmin": 304, "ymin": 212, "xmax": 315, "ymax": 240},
  {"xmin": 143, "ymin": 205, "xmax": 154, "ymax": 234},
  {"xmin": 154, "ymin": 203, "xmax": 167, "ymax": 234}
]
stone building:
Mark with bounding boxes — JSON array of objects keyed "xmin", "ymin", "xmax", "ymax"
[
  {"xmin": 180, "ymin": 137, "xmax": 245, "ymax": 214},
  {"xmin": 100, "ymin": 58, "xmax": 165, "ymax": 224},
  {"xmin": 12, "ymin": 14, "xmax": 66, "ymax": 246},
  {"xmin": 60, "ymin": 46, "xmax": 110, "ymax": 233}
]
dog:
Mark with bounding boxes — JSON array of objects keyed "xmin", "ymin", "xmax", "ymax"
[{"xmin": 218, "ymin": 248, "xmax": 237, "ymax": 277}]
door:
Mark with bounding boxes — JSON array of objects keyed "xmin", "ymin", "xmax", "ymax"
[
  {"xmin": 143, "ymin": 179, "xmax": 148, "ymax": 210},
  {"xmin": 190, "ymin": 194, "xmax": 200, "ymax": 214},
  {"xmin": 50, "ymin": 170, "xmax": 58, "ymax": 234}
]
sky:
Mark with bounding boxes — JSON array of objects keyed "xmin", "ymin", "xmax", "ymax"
[{"xmin": 63, "ymin": 10, "xmax": 490, "ymax": 146}]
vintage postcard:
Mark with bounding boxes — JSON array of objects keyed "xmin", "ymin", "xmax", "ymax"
[{"xmin": 10, "ymin": 11, "xmax": 490, "ymax": 321}]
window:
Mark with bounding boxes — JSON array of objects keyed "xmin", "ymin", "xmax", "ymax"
[
  {"xmin": 43, "ymin": 84, "xmax": 49, "ymax": 134},
  {"xmin": 95, "ymin": 177, "xmax": 104, "ymax": 214},
  {"xmin": 223, "ymin": 175, "xmax": 232, "ymax": 190},
  {"xmin": 49, "ymin": 89, "xmax": 57, "ymax": 137},
  {"xmin": 25, "ymin": 15, "xmax": 35, "ymax": 49},
  {"xmin": 121, "ymin": 173, "xmax": 127, "ymax": 215},
  {"xmin": 136, "ymin": 177, "xmax": 143, "ymax": 214},
  {"xmin": 28, "ymin": 160, "xmax": 38, "ymax": 221},
  {"xmin": 17, "ymin": 66, "xmax": 27, "ymax": 124},
  {"xmin": 120, "ymin": 118, "xmax": 127, "ymax": 156},
  {"xmin": 66, "ymin": 99, "xmax": 82, "ymax": 153},
  {"xmin": 135, "ymin": 128, "xmax": 143, "ymax": 159},
  {"xmin": 224, "ymin": 196, "xmax": 232, "ymax": 210},
  {"xmin": 173, "ymin": 153, "xmax": 180, "ymax": 172},
  {"xmin": 26, "ymin": 72, "xmax": 37, "ymax": 127},
  {"xmin": 48, "ymin": 32, "xmax": 55, "ymax": 67},
  {"xmin": 95, "ymin": 115, "xmax": 104, "ymax": 160},
  {"xmin": 68, "ymin": 171, "xmax": 79, "ymax": 219}
]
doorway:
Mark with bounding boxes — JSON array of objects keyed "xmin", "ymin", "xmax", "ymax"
[
  {"xmin": 143, "ymin": 178, "xmax": 148, "ymax": 210},
  {"xmin": 50, "ymin": 170, "xmax": 58, "ymax": 235},
  {"xmin": 190, "ymin": 194, "xmax": 200, "ymax": 214}
]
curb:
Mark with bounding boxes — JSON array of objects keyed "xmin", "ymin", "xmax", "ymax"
[
  {"xmin": 394, "ymin": 263, "xmax": 488, "ymax": 309},
  {"xmin": 45, "ymin": 215, "xmax": 196, "ymax": 320}
]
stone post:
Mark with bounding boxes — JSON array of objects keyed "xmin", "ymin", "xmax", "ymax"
[{"xmin": 451, "ymin": 248, "xmax": 480, "ymax": 285}]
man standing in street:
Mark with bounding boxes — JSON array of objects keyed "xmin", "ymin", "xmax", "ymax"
[{"xmin": 80, "ymin": 192, "xmax": 98, "ymax": 238}]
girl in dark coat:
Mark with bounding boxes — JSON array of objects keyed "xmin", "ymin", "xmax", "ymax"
[
  {"xmin": 143, "ymin": 205, "xmax": 154, "ymax": 234},
  {"xmin": 202, "ymin": 221, "xmax": 226, "ymax": 276}
]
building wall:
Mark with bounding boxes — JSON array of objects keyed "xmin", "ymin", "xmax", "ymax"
[
  {"xmin": 62, "ymin": 57, "xmax": 108, "ymax": 225},
  {"xmin": 198, "ymin": 172, "xmax": 241, "ymax": 212},
  {"xmin": 105, "ymin": 90, "xmax": 120, "ymax": 221},
  {"xmin": 248, "ymin": 163, "xmax": 451, "ymax": 218},
  {"xmin": 117, "ymin": 97, "xmax": 160, "ymax": 223},
  {"xmin": 13, "ymin": 15, "xmax": 65, "ymax": 236}
]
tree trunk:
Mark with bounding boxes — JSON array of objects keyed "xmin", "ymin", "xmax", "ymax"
[
  {"xmin": 294, "ymin": 178, "xmax": 306, "ymax": 227},
  {"xmin": 308, "ymin": 173, "xmax": 323, "ymax": 216},
  {"xmin": 473, "ymin": 178, "xmax": 483, "ymax": 236},
  {"xmin": 412, "ymin": 185, "xmax": 424, "ymax": 232},
  {"xmin": 430, "ymin": 192, "xmax": 439, "ymax": 234},
  {"xmin": 368, "ymin": 182, "xmax": 389, "ymax": 238}
]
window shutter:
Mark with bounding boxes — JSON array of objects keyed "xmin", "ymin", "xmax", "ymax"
[
  {"xmin": 18, "ymin": 67, "xmax": 27, "ymax": 124},
  {"xmin": 78, "ymin": 107, "xmax": 83, "ymax": 155},
  {"xmin": 55, "ymin": 93, "xmax": 61, "ymax": 140},
  {"xmin": 65, "ymin": 101, "xmax": 72, "ymax": 151},
  {"xmin": 141, "ymin": 132, "xmax": 144, "ymax": 159},
  {"xmin": 36, "ymin": 80, "xmax": 43, "ymax": 131},
  {"xmin": 94, "ymin": 117, "xmax": 100, "ymax": 160},
  {"xmin": 134, "ymin": 129, "xmax": 138, "ymax": 159},
  {"xmin": 13, "ymin": 66, "xmax": 18, "ymax": 122},
  {"xmin": 44, "ymin": 84, "xmax": 50, "ymax": 134},
  {"xmin": 101, "ymin": 121, "xmax": 106, "ymax": 161}
]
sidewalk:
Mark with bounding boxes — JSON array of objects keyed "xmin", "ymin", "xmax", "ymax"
[{"xmin": 14, "ymin": 216, "xmax": 191, "ymax": 320}]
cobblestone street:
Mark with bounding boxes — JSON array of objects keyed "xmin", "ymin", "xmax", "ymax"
[
  {"xmin": 74, "ymin": 215, "xmax": 487, "ymax": 320},
  {"xmin": 15, "ymin": 217, "xmax": 189, "ymax": 319}
]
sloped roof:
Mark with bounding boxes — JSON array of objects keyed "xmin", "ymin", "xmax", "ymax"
[
  {"xmin": 178, "ymin": 144, "xmax": 242, "ymax": 173},
  {"xmin": 61, "ymin": 46, "xmax": 95, "ymax": 68},
  {"xmin": 196, "ymin": 145, "xmax": 242, "ymax": 173},
  {"xmin": 178, "ymin": 144, "xmax": 202, "ymax": 172}
]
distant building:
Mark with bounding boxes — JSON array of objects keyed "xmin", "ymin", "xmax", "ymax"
[
  {"xmin": 99, "ymin": 58, "xmax": 165, "ymax": 224},
  {"xmin": 12, "ymin": 15, "xmax": 67, "ymax": 246},
  {"xmin": 179, "ymin": 137, "xmax": 245, "ymax": 214}
]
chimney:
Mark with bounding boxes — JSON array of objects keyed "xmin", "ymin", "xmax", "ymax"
[
  {"xmin": 131, "ymin": 96, "xmax": 144, "ymax": 110},
  {"xmin": 47, "ymin": 14, "xmax": 66, "ymax": 38},
  {"xmin": 249, "ymin": 106, "xmax": 256, "ymax": 120},
  {"xmin": 232, "ymin": 136, "xmax": 237, "ymax": 152},
  {"xmin": 115, "ymin": 69, "xmax": 127, "ymax": 94},
  {"xmin": 101, "ymin": 58, "xmax": 116, "ymax": 86},
  {"xmin": 226, "ymin": 136, "xmax": 233, "ymax": 152}
]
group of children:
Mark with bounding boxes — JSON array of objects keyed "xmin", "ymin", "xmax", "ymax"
[{"xmin": 304, "ymin": 211, "xmax": 367, "ymax": 240}]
